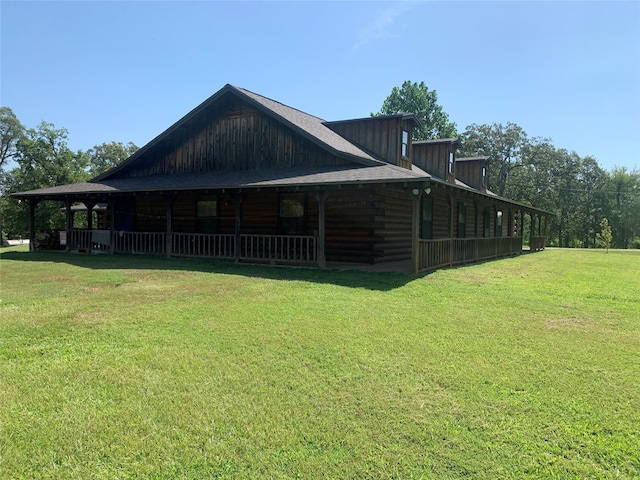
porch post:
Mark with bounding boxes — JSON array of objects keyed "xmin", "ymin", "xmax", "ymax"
[
  {"xmin": 29, "ymin": 199, "xmax": 39, "ymax": 252},
  {"xmin": 109, "ymin": 197, "xmax": 116, "ymax": 254},
  {"xmin": 411, "ymin": 190, "xmax": 422, "ymax": 274},
  {"xmin": 315, "ymin": 190, "xmax": 329, "ymax": 269},
  {"xmin": 473, "ymin": 200, "xmax": 480, "ymax": 262},
  {"xmin": 164, "ymin": 194, "xmax": 176, "ymax": 258},
  {"xmin": 65, "ymin": 199, "xmax": 72, "ymax": 252},
  {"xmin": 87, "ymin": 201, "xmax": 95, "ymax": 230},
  {"xmin": 448, "ymin": 193, "xmax": 454, "ymax": 267},
  {"xmin": 508, "ymin": 209, "xmax": 513, "ymax": 237},
  {"xmin": 530, "ymin": 212, "xmax": 536, "ymax": 251},
  {"xmin": 538, "ymin": 215, "xmax": 542, "ymax": 237},
  {"xmin": 234, "ymin": 194, "xmax": 244, "ymax": 262}
]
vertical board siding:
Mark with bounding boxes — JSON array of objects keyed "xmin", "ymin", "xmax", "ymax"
[
  {"xmin": 325, "ymin": 117, "xmax": 401, "ymax": 166},
  {"xmin": 413, "ymin": 142, "xmax": 453, "ymax": 180},
  {"xmin": 119, "ymin": 97, "xmax": 348, "ymax": 178},
  {"xmin": 456, "ymin": 161, "xmax": 483, "ymax": 191}
]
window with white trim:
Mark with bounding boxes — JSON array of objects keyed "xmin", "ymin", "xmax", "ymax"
[{"xmin": 401, "ymin": 130, "xmax": 409, "ymax": 158}]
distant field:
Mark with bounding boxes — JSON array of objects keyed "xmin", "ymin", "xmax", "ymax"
[{"xmin": 1, "ymin": 246, "xmax": 638, "ymax": 479}]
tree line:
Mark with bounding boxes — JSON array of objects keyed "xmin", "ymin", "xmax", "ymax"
[
  {"xmin": 0, "ymin": 107, "xmax": 137, "ymax": 241},
  {"xmin": 375, "ymin": 81, "xmax": 640, "ymax": 249},
  {"xmin": 2, "ymin": 83, "xmax": 639, "ymax": 249}
]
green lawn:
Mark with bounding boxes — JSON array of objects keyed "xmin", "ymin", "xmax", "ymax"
[{"xmin": 1, "ymin": 247, "xmax": 638, "ymax": 479}]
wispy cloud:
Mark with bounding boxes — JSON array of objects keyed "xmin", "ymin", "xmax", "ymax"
[{"xmin": 350, "ymin": 2, "xmax": 418, "ymax": 55}]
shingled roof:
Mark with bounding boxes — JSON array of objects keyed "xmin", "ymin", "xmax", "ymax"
[
  {"xmin": 13, "ymin": 164, "xmax": 429, "ymax": 199},
  {"xmin": 235, "ymin": 87, "xmax": 382, "ymax": 165},
  {"xmin": 94, "ymin": 84, "xmax": 382, "ymax": 182}
]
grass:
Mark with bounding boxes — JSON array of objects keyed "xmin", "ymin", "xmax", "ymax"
[{"xmin": 1, "ymin": 246, "xmax": 638, "ymax": 479}]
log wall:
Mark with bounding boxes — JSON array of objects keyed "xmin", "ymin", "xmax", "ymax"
[
  {"xmin": 324, "ymin": 189, "xmax": 378, "ymax": 262},
  {"xmin": 374, "ymin": 187, "xmax": 412, "ymax": 262}
]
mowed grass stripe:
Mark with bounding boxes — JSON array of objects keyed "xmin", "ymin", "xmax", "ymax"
[{"xmin": 1, "ymin": 247, "xmax": 638, "ymax": 479}]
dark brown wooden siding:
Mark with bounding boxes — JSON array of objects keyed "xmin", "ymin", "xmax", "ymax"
[
  {"xmin": 325, "ymin": 117, "xmax": 404, "ymax": 167},
  {"xmin": 413, "ymin": 142, "xmax": 452, "ymax": 180},
  {"xmin": 134, "ymin": 195, "xmax": 166, "ymax": 232},
  {"xmin": 374, "ymin": 187, "xmax": 412, "ymax": 262},
  {"xmin": 325, "ymin": 189, "xmax": 378, "ymax": 263},
  {"xmin": 430, "ymin": 188, "xmax": 452, "ymax": 239},
  {"xmin": 117, "ymin": 97, "xmax": 349, "ymax": 178},
  {"xmin": 456, "ymin": 160, "xmax": 486, "ymax": 191}
]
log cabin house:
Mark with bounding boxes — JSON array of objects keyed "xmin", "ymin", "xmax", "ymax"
[{"xmin": 13, "ymin": 84, "xmax": 550, "ymax": 273}]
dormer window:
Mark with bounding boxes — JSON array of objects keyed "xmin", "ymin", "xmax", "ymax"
[
  {"xmin": 448, "ymin": 152, "xmax": 454, "ymax": 175},
  {"xmin": 401, "ymin": 130, "xmax": 409, "ymax": 158},
  {"xmin": 482, "ymin": 166, "xmax": 487, "ymax": 186}
]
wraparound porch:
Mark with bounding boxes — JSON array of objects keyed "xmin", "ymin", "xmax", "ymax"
[{"xmin": 64, "ymin": 229, "xmax": 540, "ymax": 272}]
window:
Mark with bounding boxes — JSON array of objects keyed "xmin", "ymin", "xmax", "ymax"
[
  {"xmin": 483, "ymin": 207, "xmax": 491, "ymax": 237},
  {"xmin": 495, "ymin": 210, "xmax": 503, "ymax": 237},
  {"xmin": 420, "ymin": 197, "xmax": 433, "ymax": 240},
  {"xmin": 197, "ymin": 195, "xmax": 218, "ymax": 233},
  {"xmin": 279, "ymin": 193, "xmax": 305, "ymax": 235},
  {"xmin": 481, "ymin": 166, "xmax": 487, "ymax": 186},
  {"xmin": 457, "ymin": 203, "xmax": 466, "ymax": 238},
  {"xmin": 448, "ymin": 152, "xmax": 454, "ymax": 175},
  {"xmin": 401, "ymin": 130, "xmax": 409, "ymax": 158}
]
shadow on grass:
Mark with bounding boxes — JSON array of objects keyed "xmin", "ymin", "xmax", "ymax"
[{"xmin": 0, "ymin": 250, "xmax": 424, "ymax": 291}]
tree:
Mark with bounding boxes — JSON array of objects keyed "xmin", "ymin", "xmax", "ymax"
[
  {"xmin": 0, "ymin": 107, "xmax": 25, "ymax": 243},
  {"xmin": 86, "ymin": 141, "xmax": 138, "ymax": 177},
  {"xmin": 578, "ymin": 156, "xmax": 606, "ymax": 248},
  {"xmin": 1, "ymin": 122, "xmax": 89, "ymax": 237},
  {"xmin": 459, "ymin": 122, "xmax": 549, "ymax": 197},
  {"xmin": 596, "ymin": 217, "xmax": 613, "ymax": 252},
  {"xmin": 373, "ymin": 81, "xmax": 457, "ymax": 140},
  {"xmin": 0, "ymin": 106, "xmax": 24, "ymax": 170},
  {"xmin": 604, "ymin": 167, "xmax": 640, "ymax": 248}
]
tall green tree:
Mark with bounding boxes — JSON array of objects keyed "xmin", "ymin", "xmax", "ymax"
[
  {"xmin": 0, "ymin": 106, "xmax": 24, "ymax": 171},
  {"xmin": 459, "ymin": 122, "xmax": 548, "ymax": 197},
  {"xmin": 1, "ymin": 108, "xmax": 25, "ymax": 242},
  {"xmin": 373, "ymin": 81, "xmax": 457, "ymax": 140},
  {"xmin": 86, "ymin": 141, "xmax": 138, "ymax": 177},
  {"xmin": 578, "ymin": 156, "xmax": 606, "ymax": 248},
  {"xmin": 2, "ymin": 122, "xmax": 89, "ymax": 237},
  {"xmin": 604, "ymin": 167, "xmax": 640, "ymax": 248}
]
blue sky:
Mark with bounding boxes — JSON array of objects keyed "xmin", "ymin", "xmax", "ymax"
[{"xmin": 1, "ymin": 1, "xmax": 639, "ymax": 171}]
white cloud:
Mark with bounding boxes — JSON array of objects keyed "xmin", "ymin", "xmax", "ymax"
[{"xmin": 351, "ymin": 2, "xmax": 418, "ymax": 54}]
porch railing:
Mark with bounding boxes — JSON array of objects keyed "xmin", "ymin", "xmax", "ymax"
[
  {"xmin": 67, "ymin": 229, "xmax": 110, "ymax": 253},
  {"xmin": 530, "ymin": 236, "xmax": 546, "ymax": 251},
  {"xmin": 113, "ymin": 231, "xmax": 166, "ymax": 255},
  {"xmin": 239, "ymin": 234, "xmax": 317, "ymax": 263},
  {"xmin": 419, "ymin": 236, "xmax": 524, "ymax": 271},
  {"xmin": 172, "ymin": 233, "xmax": 235, "ymax": 258},
  {"xmin": 419, "ymin": 238, "xmax": 451, "ymax": 270},
  {"xmin": 64, "ymin": 230, "xmax": 317, "ymax": 264}
]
